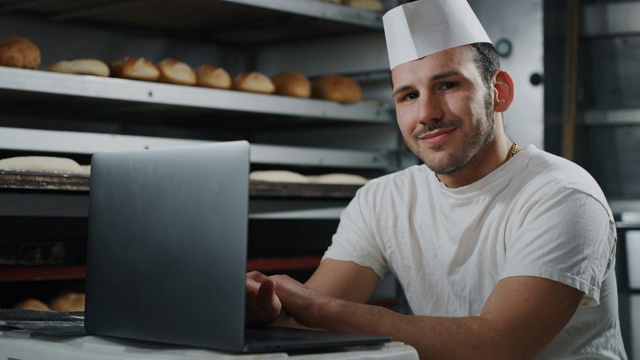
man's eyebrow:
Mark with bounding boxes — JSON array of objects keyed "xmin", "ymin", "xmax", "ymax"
[
  {"xmin": 392, "ymin": 71, "xmax": 462, "ymax": 98},
  {"xmin": 431, "ymin": 71, "xmax": 460, "ymax": 82},
  {"xmin": 392, "ymin": 85, "xmax": 412, "ymax": 98}
]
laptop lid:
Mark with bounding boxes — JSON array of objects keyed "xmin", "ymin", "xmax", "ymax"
[
  {"xmin": 85, "ymin": 140, "xmax": 391, "ymax": 353},
  {"xmin": 85, "ymin": 141, "xmax": 250, "ymax": 351}
]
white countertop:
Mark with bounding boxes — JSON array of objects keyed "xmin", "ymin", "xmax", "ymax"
[{"xmin": 0, "ymin": 330, "xmax": 418, "ymax": 360}]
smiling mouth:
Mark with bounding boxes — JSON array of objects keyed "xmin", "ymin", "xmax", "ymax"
[{"xmin": 417, "ymin": 128, "xmax": 456, "ymax": 146}]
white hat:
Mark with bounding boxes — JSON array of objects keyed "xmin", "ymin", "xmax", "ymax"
[{"xmin": 382, "ymin": 0, "xmax": 492, "ymax": 70}]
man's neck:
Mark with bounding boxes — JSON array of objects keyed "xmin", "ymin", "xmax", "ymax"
[{"xmin": 436, "ymin": 136, "xmax": 514, "ymax": 188}]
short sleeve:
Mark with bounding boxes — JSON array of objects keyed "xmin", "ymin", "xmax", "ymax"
[
  {"xmin": 322, "ymin": 187, "xmax": 388, "ymax": 280},
  {"xmin": 501, "ymin": 189, "xmax": 616, "ymax": 306}
]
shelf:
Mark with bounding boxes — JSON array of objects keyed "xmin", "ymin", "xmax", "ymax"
[
  {"xmin": 0, "ymin": 127, "xmax": 395, "ymax": 170},
  {"xmin": 0, "ymin": 67, "xmax": 394, "ymax": 125},
  {"xmin": 0, "ymin": 170, "xmax": 357, "ymax": 218},
  {"xmin": 0, "ymin": 0, "xmax": 383, "ymax": 45},
  {"xmin": 0, "ymin": 256, "xmax": 322, "ymax": 281},
  {"xmin": 582, "ymin": 109, "xmax": 640, "ymax": 126},
  {"xmin": 583, "ymin": 2, "xmax": 640, "ymax": 37},
  {"xmin": 0, "ymin": 170, "xmax": 362, "ymax": 199}
]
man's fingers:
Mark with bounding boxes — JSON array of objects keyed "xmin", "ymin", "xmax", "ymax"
[{"xmin": 247, "ymin": 271, "xmax": 270, "ymax": 283}]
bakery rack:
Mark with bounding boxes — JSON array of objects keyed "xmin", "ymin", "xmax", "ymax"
[{"xmin": 0, "ymin": 0, "xmax": 403, "ymax": 308}]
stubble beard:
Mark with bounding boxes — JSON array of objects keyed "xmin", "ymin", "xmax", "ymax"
[{"xmin": 407, "ymin": 92, "xmax": 496, "ymax": 175}]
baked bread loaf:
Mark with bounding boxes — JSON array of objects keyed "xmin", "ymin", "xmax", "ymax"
[
  {"xmin": 48, "ymin": 292, "xmax": 85, "ymax": 312},
  {"xmin": 232, "ymin": 71, "xmax": 275, "ymax": 94},
  {"xmin": 46, "ymin": 59, "xmax": 110, "ymax": 77},
  {"xmin": 196, "ymin": 64, "xmax": 232, "ymax": 89},
  {"xmin": 13, "ymin": 298, "xmax": 51, "ymax": 311},
  {"xmin": 157, "ymin": 58, "xmax": 196, "ymax": 85},
  {"xmin": 312, "ymin": 75, "xmax": 362, "ymax": 103},
  {"xmin": 271, "ymin": 71, "xmax": 311, "ymax": 98},
  {"xmin": 0, "ymin": 36, "xmax": 41, "ymax": 69},
  {"xmin": 110, "ymin": 56, "xmax": 160, "ymax": 81}
]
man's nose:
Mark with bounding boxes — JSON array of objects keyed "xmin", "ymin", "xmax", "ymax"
[{"xmin": 416, "ymin": 92, "xmax": 444, "ymax": 125}]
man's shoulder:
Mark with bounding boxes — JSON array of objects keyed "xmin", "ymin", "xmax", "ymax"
[
  {"xmin": 516, "ymin": 146, "xmax": 612, "ymax": 217},
  {"xmin": 520, "ymin": 146, "xmax": 599, "ymax": 190}
]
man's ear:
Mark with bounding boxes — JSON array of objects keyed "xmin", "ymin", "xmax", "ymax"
[{"xmin": 492, "ymin": 70, "xmax": 514, "ymax": 112}]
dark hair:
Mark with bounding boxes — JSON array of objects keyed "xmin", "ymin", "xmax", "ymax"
[{"xmin": 470, "ymin": 43, "xmax": 500, "ymax": 90}]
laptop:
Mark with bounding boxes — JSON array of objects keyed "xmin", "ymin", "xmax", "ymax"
[{"xmin": 84, "ymin": 141, "xmax": 390, "ymax": 353}]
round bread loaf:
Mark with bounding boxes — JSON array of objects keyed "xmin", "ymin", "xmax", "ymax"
[
  {"xmin": 46, "ymin": 59, "xmax": 110, "ymax": 77},
  {"xmin": 196, "ymin": 64, "xmax": 232, "ymax": 89},
  {"xmin": 13, "ymin": 298, "xmax": 51, "ymax": 311},
  {"xmin": 271, "ymin": 71, "xmax": 311, "ymax": 98},
  {"xmin": 312, "ymin": 75, "xmax": 362, "ymax": 103},
  {"xmin": 110, "ymin": 56, "xmax": 160, "ymax": 81},
  {"xmin": 48, "ymin": 292, "xmax": 85, "ymax": 312},
  {"xmin": 0, "ymin": 36, "xmax": 41, "ymax": 69},
  {"xmin": 157, "ymin": 58, "xmax": 196, "ymax": 85},
  {"xmin": 232, "ymin": 71, "xmax": 275, "ymax": 94}
]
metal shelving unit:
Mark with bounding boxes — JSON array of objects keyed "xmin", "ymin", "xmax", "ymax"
[
  {"xmin": 0, "ymin": 0, "xmax": 397, "ymax": 303},
  {"xmin": 0, "ymin": 67, "xmax": 393, "ymax": 124}
]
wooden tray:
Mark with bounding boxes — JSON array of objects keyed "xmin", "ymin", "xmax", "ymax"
[{"xmin": 0, "ymin": 171, "xmax": 362, "ymax": 198}]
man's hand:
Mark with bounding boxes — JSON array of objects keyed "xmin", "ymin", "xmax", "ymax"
[
  {"xmin": 245, "ymin": 271, "xmax": 282, "ymax": 325},
  {"xmin": 270, "ymin": 274, "xmax": 335, "ymax": 329}
]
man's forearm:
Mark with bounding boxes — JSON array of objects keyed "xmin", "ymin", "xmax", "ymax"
[{"xmin": 313, "ymin": 297, "xmax": 527, "ymax": 360}]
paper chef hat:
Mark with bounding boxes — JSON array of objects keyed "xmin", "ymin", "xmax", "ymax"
[{"xmin": 382, "ymin": 0, "xmax": 492, "ymax": 70}]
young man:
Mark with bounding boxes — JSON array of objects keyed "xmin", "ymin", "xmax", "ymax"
[{"xmin": 246, "ymin": 0, "xmax": 627, "ymax": 358}]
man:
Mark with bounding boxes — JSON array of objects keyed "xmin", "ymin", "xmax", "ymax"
[{"xmin": 246, "ymin": 0, "xmax": 627, "ymax": 358}]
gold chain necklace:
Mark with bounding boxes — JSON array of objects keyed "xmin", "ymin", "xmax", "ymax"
[{"xmin": 510, "ymin": 143, "xmax": 518, "ymax": 158}]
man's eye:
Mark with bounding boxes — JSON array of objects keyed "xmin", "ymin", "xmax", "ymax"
[
  {"xmin": 403, "ymin": 92, "xmax": 418, "ymax": 101},
  {"xmin": 440, "ymin": 82, "xmax": 457, "ymax": 90}
]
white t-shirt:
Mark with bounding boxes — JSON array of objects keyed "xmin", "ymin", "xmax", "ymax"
[{"xmin": 324, "ymin": 145, "xmax": 627, "ymax": 359}]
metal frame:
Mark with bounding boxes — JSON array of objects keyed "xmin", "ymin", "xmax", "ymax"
[{"xmin": 0, "ymin": 67, "xmax": 394, "ymax": 124}]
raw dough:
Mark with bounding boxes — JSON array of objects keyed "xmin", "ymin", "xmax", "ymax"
[
  {"xmin": 308, "ymin": 173, "xmax": 368, "ymax": 185},
  {"xmin": 0, "ymin": 156, "xmax": 84, "ymax": 174},
  {"xmin": 250, "ymin": 170, "xmax": 309, "ymax": 183}
]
